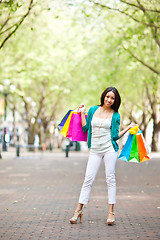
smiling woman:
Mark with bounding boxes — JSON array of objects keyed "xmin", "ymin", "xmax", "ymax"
[
  {"xmin": 69, "ymin": 86, "xmax": 137, "ymax": 225},
  {"xmin": 100, "ymin": 87, "xmax": 121, "ymax": 113}
]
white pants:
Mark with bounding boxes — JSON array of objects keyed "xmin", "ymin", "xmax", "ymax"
[{"xmin": 78, "ymin": 151, "xmax": 118, "ymax": 205}]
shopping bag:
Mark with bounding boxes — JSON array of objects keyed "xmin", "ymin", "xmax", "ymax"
[
  {"xmin": 118, "ymin": 133, "xmax": 134, "ymax": 161},
  {"xmin": 60, "ymin": 111, "xmax": 76, "ymax": 137},
  {"xmin": 129, "ymin": 134, "xmax": 139, "ymax": 163},
  {"xmin": 67, "ymin": 113, "xmax": 87, "ymax": 141},
  {"xmin": 66, "ymin": 112, "xmax": 75, "ymax": 140},
  {"xmin": 58, "ymin": 109, "xmax": 88, "ymax": 141},
  {"xmin": 58, "ymin": 110, "xmax": 73, "ymax": 131},
  {"xmin": 118, "ymin": 126, "xmax": 151, "ymax": 163},
  {"xmin": 136, "ymin": 133, "xmax": 150, "ymax": 162}
]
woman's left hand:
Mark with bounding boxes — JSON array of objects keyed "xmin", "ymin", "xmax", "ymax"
[
  {"xmin": 128, "ymin": 122, "xmax": 138, "ymax": 130},
  {"xmin": 119, "ymin": 122, "xmax": 138, "ymax": 139}
]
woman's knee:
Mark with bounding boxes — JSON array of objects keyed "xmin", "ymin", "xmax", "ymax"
[
  {"xmin": 106, "ymin": 174, "xmax": 116, "ymax": 186},
  {"xmin": 83, "ymin": 175, "xmax": 95, "ymax": 188}
]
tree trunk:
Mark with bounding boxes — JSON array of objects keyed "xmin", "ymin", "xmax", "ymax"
[
  {"xmin": 142, "ymin": 127, "xmax": 147, "ymax": 140},
  {"xmin": 151, "ymin": 121, "xmax": 160, "ymax": 151},
  {"xmin": 38, "ymin": 131, "xmax": 42, "ymax": 145},
  {"xmin": 38, "ymin": 129, "xmax": 43, "ymax": 151},
  {"xmin": 28, "ymin": 124, "xmax": 35, "ymax": 151},
  {"xmin": 12, "ymin": 106, "xmax": 16, "ymax": 146}
]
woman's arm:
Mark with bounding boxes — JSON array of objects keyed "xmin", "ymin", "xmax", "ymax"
[
  {"xmin": 119, "ymin": 123, "xmax": 137, "ymax": 138},
  {"xmin": 78, "ymin": 105, "xmax": 87, "ymax": 127},
  {"xmin": 81, "ymin": 112, "xmax": 87, "ymax": 127}
]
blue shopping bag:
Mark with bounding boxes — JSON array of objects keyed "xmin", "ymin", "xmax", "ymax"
[{"xmin": 118, "ymin": 133, "xmax": 134, "ymax": 162}]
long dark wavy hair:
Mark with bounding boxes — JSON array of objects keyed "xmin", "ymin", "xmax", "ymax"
[{"xmin": 100, "ymin": 87, "xmax": 121, "ymax": 112}]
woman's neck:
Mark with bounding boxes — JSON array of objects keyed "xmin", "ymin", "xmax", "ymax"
[{"xmin": 100, "ymin": 106, "xmax": 113, "ymax": 112}]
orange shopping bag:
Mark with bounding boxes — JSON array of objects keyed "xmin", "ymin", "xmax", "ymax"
[{"xmin": 136, "ymin": 133, "xmax": 150, "ymax": 162}]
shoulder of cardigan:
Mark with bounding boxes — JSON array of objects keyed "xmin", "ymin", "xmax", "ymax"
[
  {"xmin": 113, "ymin": 111, "xmax": 120, "ymax": 116},
  {"xmin": 88, "ymin": 105, "xmax": 99, "ymax": 114},
  {"xmin": 112, "ymin": 111, "xmax": 120, "ymax": 121}
]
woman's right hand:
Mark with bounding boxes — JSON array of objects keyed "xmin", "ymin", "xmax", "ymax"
[
  {"xmin": 78, "ymin": 104, "xmax": 87, "ymax": 127},
  {"xmin": 78, "ymin": 104, "xmax": 86, "ymax": 113}
]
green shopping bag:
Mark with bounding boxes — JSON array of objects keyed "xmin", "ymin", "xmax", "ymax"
[{"xmin": 129, "ymin": 134, "xmax": 140, "ymax": 163}]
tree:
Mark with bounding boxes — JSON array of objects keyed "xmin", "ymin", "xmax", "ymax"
[
  {"xmin": 88, "ymin": 0, "xmax": 160, "ymax": 150},
  {"xmin": 0, "ymin": 1, "xmax": 110, "ymax": 146},
  {"xmin": 0, "ymin": 0, "xmax": 34, "ymax": 49},
  {"xmin": 0, "ymin": 0, "xmax": 159, "ymax": 151}
]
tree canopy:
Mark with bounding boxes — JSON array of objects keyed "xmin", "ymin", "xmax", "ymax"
[{"xmin": 0, "ymin": 0, "xmax": 159, "ymax": 150}]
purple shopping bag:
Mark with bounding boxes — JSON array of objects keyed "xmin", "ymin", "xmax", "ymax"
[
  {"xmin": 67, "ymin": 113, "xmax": 87, "ymax": 141},
  {"xmin": 58, "ymin": 110, "xmax": 73, "ymax": 131}
]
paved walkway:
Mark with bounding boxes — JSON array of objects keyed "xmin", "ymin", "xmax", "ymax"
[{"xmin": 0, "ymin": 151, "xmax": 159, "ymax": 240}]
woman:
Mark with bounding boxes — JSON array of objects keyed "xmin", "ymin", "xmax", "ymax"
[{"xmin": 69, "ymin": 87, "xmax": 136, "ymax": 225}]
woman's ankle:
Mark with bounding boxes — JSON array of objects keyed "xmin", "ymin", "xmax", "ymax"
[
  {"xmin": 76, "ymin": 203, "xmax": 83, "ymax": 212},
  {"xmin": 108, "ymin": 204, "xmax": 114, "ymax": 213}
]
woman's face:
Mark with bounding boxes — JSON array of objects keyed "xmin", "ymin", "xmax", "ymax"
[{"xmin": 104, "ymin": 91, "xmax": 115, "ymax": 108}]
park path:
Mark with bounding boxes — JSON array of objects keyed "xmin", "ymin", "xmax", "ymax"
[{"xmin": 0, "ymin": 151, "xmax": 159, "ymax": 240}]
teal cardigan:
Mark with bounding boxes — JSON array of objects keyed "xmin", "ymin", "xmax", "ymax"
[{"xmin": 82, "ymin": 106, "xmax": 120, "ymax": 152}]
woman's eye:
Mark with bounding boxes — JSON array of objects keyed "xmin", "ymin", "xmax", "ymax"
[{"xmin": 106, "ymin": 95, "xmax": 114, "ymax": 100}]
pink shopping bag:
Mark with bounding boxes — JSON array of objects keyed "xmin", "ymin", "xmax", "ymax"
[{"xmin": 67, "ymin": 113, "xmax": 87, "ymax": 141}]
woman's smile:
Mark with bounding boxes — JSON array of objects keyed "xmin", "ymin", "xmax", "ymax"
[{"xmin": 104, "ymin": 91, "xmax": 115, "ymax": 107}]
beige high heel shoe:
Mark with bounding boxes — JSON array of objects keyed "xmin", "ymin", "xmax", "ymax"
[
  {"xmin": 107, "ymin": 211, "xmax": 115, "ymax": 225},
  {"xmin": 69, "ymin": 210, "xmax": 83, "ymax": 224}
]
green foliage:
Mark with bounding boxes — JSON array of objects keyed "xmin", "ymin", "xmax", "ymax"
[
  {"xmin": 0, "ymin": 0, "xmax": 34, "ymax": 49},
  {"xmin": 0, "ymin": 0, "xmax": 159, "ymax": 148}
]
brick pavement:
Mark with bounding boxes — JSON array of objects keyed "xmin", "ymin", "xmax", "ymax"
[{"xmin": 0, "ymin": 151, "xmax": 159, "ymax": 240}]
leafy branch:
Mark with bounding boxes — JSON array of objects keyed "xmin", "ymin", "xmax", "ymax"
[
  {"xmin": 89, "ymin": 0, "xmax": 160, "ymax": 29},
  {"xmin": 121, "ymin": 0, "xmax": 160, "ymax": 13},
  {"xmin": 0, "ymin": 0, "xmax": 34, "ymax": 49},
  {"xmin": 122, "ymin": 46, "xmax": 160, "ymax": 75}
]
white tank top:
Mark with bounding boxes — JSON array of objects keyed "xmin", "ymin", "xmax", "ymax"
[{"xmin": 90, "ymin": 115, "xmax": 115, "ymax": 153}]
